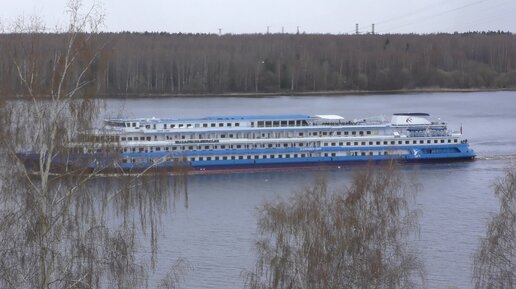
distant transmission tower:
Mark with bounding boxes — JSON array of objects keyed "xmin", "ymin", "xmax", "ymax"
[
  {"xmin": 372, "ymin": 24, "xmax": 375, "ymax": 34},
  {"xmin": 356, "ymin": 23, "xmax": 359, "ymax": 35},
  {"xmin": 218, "ymin": 28, "xmax": 222, "ymax": 36}
]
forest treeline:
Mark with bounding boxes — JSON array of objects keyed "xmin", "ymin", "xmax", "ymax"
[{"xmin": 1, "ymin": 32, "xmax": 515, "ymax": 97}]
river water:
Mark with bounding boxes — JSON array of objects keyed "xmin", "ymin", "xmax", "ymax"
[{"xmin": 106, "ymin": 91, "xmax": 516, "ymax": 289}]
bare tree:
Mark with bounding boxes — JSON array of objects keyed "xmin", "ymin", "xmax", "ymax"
[
  {"xmin": 245, "ymin": 163, "xmax": 425, "ymax": 289},
  {"xmin": 0, "ymin": 1, "xmax": 188, "ymax": 288},
  {"xmin": 473, "ymin": 170, "xmax": 515, "ymax": 289}
]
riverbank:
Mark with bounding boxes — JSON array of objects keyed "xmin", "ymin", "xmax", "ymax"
[{"xmin": 97, "ymin": 87, "xmax": 516, "ymax": 99}]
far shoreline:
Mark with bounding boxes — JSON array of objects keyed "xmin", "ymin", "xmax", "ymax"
[
  {"xmin": 96, "ymin": 87, "xmax": 516, "ymax": 99},
  {"xmin": 2, "ymin": 87, "xmax": 515, "ymax": 100}
]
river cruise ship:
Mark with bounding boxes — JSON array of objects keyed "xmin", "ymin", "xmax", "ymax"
[
  {"xmin": 83, "ymin": 112, "xmax": 474, "ymax": 173},
  {"xmin": 18, "ymin": 112, "xmax": 476, "ymax": 174}
]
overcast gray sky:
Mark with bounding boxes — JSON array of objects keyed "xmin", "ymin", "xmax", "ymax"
[{"xmin": 0, "ymin": 0, "xmax": 514, "ymax": 34}]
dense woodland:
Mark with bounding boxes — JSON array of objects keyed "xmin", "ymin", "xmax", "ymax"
[{"xmin": 1, "ymin": 32, "xmax": 515, "ymax": 97}]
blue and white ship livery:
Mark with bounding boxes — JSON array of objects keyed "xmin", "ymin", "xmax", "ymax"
[{"xmin": 101, "ymin": 112, "xmax": 475, "ymax": 173}]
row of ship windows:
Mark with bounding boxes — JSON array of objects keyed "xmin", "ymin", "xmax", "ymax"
[
  {"xmin": 133, "ymin": 120, "xmax": 315, "ymax": 130},
  {"xmin": 120, "ymin": 138, "xmax": 459, "ymax": 153},
  {"xmin": 121, "ymin": 130, "xmax": 374, "ymax": 141},
  {"xmin": 121, "ymin": 151, "xmax": 392, "ymax": 163}
]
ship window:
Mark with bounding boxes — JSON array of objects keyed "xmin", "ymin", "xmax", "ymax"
[
  {"xmin": 376, "ymin": 141, "xmax": 380, "ymax": 145},
  {"xmin": 361, "ymin": 142, "xmax": 366, "ymax": 145},
  {"xmin": 344, "ymin": 131, "xmax": 349, "ymax": 135},
  {"xmin": 121, "ymin": 137, "xmax": 126, "ymax": 141},
  {"xmin": 369, "ymin": 152, "xmax": 373, "ymax": 156},
  {"xmin": 354, "ymin": 142, "xmax": 358, "ymax": 145},
  {"xmin": 352, "ymin": 131, "xmax": 356, "ymax": 135},
  {"xmin": 146, "ymin": 137, "xmax": 151, "ymax": 141},
  {"xmin": 289, "ymin": 121, "xmax": 295, "ymax": 126},
  {"xmin": 413, "ymin": 140, "xmax": 417, "ymax": 144},
  {"xmin": 324, "ymin": 142, "xmax": 328, "ymax": 146},
  {"xmin": 419, "ymin": 140, "xmax": 424, "ymax": 144},
  {"xmin": 219, "ymin": 123, "xmax": 223, "ymax": 127},
  {"xmin": 237, "ymin": 145, "xmax": 241, "ymax": 148},
  {"xmin": 359, "ymin": 131, "xmax": 364, "ymax": 135},
  {"xmin": 369, "ymin": 142, "xmax": 373, "ymax": 145},
  {"xmin": 322, "ymin": 132, "xmax": 328, "ymax": 136},
  {"xmin": 254, "ymin": 155, "xmax": 259, "ymax": 159},
  {"xmin": 170, "ymin": 124, "xmax": 175, "ymax": 128},
  {"xmin": 268, "ymin": 144, "xmax": 273, "ymax": 148},
  {"xmin": 405, "ymin": 141, "xmax": 410, "ymax": 144},
  {"xmin": 337, "ymin": 132, "xmax": 341, "ymax": 135},
  {"xmin": 270, "ymin": 155, "xmax": 275, "ymax": 159},
  {"xmin": 434, "ymin": 140, "xmax": 438, "ymax": 143},
  {"xmin": 448, "ymin": 139, "xmax": 451, "ymax": 143},
  {"xmin": 273, "ymin": 121, "xmax": 279, "ymax": 127},
  {"xmin": 258, "ymin": 121, "xmax": 264, "ymax": 127},
  {"xmin": 145, "ymin": 125, "xmax": 151, "ymax": 129},
  {"xmin": 332, "ymin": 153, "xmax": 336, "ymax": 157},
  {"xmin": 229, "ymin": 134, "xmax": 234, "ymax": 138},
  {"xmin": 220, "ymin": 134, "xmax": 226, "ymax": 138},
  {"xmin": 239, "ymin": 156, "xmax": 244, "ymax": 160},
  {"xmin": 367, "ymin": 131, "xmax": 371, "ymax": 135},
  {"xmin": 361, "ymin": 152, "xmax": 366, "ymax": 156},
  {"xmin": 156, "ymin": 147, "xmax": 161, "ymax": 151},
  {"xmin": 203, "ymin": 123, "xmax": 208, "ymax": 128},
  {"xmin": 207, "ymin": 157, "xmax": 211, "ymax": 161},
  {"xmin": 301, "ymin": 154, "xmax": 306, "ymax": 158},
  {"xmin": 391, "ymin": 141, "xmax": 395, "ymax": 145},
  {"xmin": 215, "ymin": 156, "xmax": 220, "ymax": 160},
  {"xmin": 265, "ymin": 121, "xmax": 272, "ymax": 127},
  {"xmin": 210, "ymin": 123, "xmax": 215, "ymax": 127},
  {"xmin": 247, "ymin": 156, "xmax": 252, "ymax": 159},
  {"xmin": 231, "ymin": 156, "xmax": 236, "ymax": 160},
  {"xmin": 178, "ymin": 124, "xmax": 183, "ymax": 128},
  {"xmin": 132, "ymin": 123, "xmax": 136, "ymax": 127},
  {"xmin": 294, "ymin": 154, "xmax": 298, "ymax": 158},
  {"xmin": 441, "ymin": 139, "xmax": 445, "ymax": 143},
  {"xmin": 454, "ymin": 139, "xmax": 458, "ymax": 143},
  {"xmin": 346, "ymin": 142, "xmax": 351, "ymax": 146},
  {"xmin": 163, "ymin": 124, "xmax": 167, "ymax": 129},
  {"xmin": 339, "ymin": 142, "xmax": 343, "ymax": 146},
  {"xmin": 281, "ymin": 121, "xmax": 287, "ymax": 126},
  {"xmin": 227, "ymin": 123, "xmax": 232, "ymax": 127},
  {"xmin": 140, "ymin": 137, "xmax": 145, "ymax": 140},
  {"xmin": 398, "ymin": 141, "xmax": 402, "ymax": 145},
  {"xmin": 332, "ymin": 142, "xmax": 336, "ymax": 146},
  {"xmin": 235, "ymin": 123, "xmax": 240, "ymax": 127},
  {"xmin": 313, "ymin": 132, "xmax": 318, "ymax": 136},
  {"xmin": 199, "ymin": 157, "xmax": 203, "ymax": 161}
]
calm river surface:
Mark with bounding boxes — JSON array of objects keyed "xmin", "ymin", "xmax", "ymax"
[{"xmin": 106, "ymin": 91, "xmax": 516, "ymax": 289}]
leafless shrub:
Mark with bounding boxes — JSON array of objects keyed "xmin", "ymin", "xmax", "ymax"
[
  {"xmin": 0, "ymin": 1, "xmax": 189, "ymax": 289},
  {"xmin": 473, "ymin": 169, "xmax": 515, "ymax": 289},
  {"xmin": 245, "ymin": 162, "xmax": 425, "ymax": 289}
]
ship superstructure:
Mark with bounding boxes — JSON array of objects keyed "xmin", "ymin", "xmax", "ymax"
[{"xmin": 92, "ymin": 112, "xmax": 475, "ymax": 173}]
